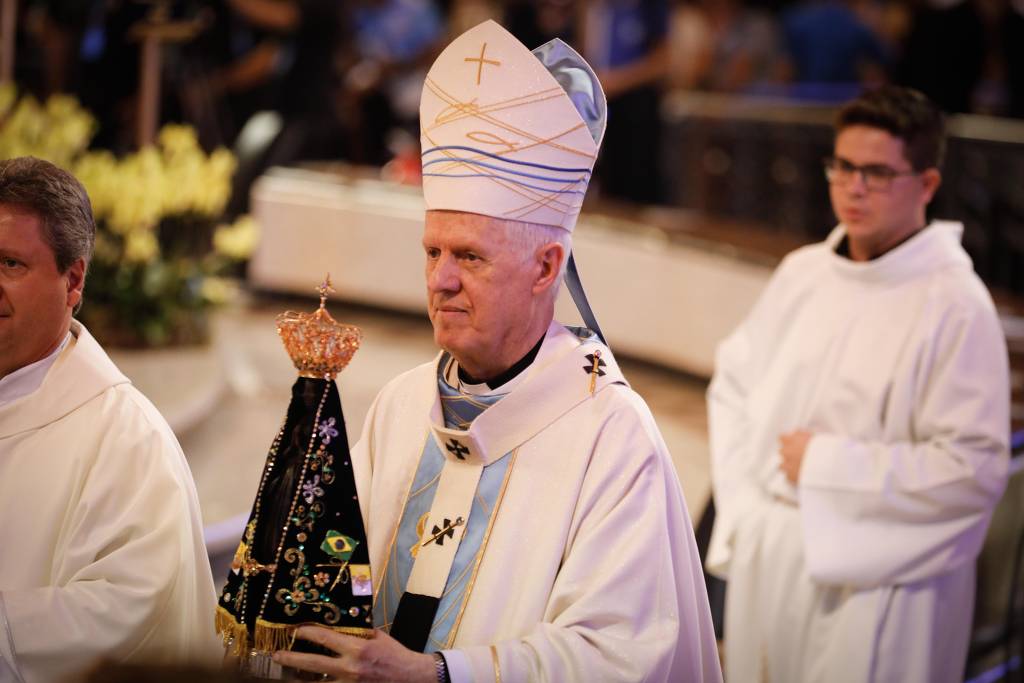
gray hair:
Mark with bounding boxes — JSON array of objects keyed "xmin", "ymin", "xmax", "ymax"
[
  {"xmin": 0, "ymin": 156, "xmax": 95, "ymax": 273},
  {"xmin": 502, "ymin": 219, "xmax": 572, "ymax": 295}
]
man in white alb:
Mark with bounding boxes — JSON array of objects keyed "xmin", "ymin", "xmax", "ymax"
[
  {"xmin": 273, "ymin": 20, "xmax": 722, "ymax": 683},
  {"xmin": 706, "ymin": 86, "xmax": 1010, "ymax": 682},
  {"xmin": 0, "ymin": 157, "xmax": 220, "ymax": 683}
]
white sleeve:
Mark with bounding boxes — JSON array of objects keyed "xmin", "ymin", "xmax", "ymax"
[
  {"xmin": 2, "ymin": 414, "xmax": 212, "ymax": 682},
  {"xmin": 0, "ymin": 594, "xmax": 24, "ymax": 683},
  {"xmin": 798, "ymin": 301, "xmax": 1010, "ymax": 587},
  {"xmin": 351, "ymin": 386, "xmax": 387, "ymax": 531},
  {"xmin": 704, "ymin": 262, "xmax": 794, "ymax": 578},
  {"xmin": 441, "ymin": 648, "xmax": 471, "ymax": 683}
]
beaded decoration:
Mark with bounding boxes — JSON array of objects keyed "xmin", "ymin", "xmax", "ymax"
[{"xmin": 215, "ymin": 281, "xmax": 371, "ymax": 675}]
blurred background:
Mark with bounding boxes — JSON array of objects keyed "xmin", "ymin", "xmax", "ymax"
[
  {"xmin": 3, "ymin": 0, "xmax": 1023, "ymax": 263},
  {"xmin": 2, "ymin": 1, "xmax": 1023, "ymax": 680},
  {"xmin": 3, "ymin": 0, "xmax": 1024, "ymax": 287}
]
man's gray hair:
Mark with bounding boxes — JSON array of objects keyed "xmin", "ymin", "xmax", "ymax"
[
  {"xmin": 503, "ymin": 219, "xmax": 572, "ymax": 295},
  {"xmin": 0, "ymin": 156, "xmax": 95, "ymax": 273}
]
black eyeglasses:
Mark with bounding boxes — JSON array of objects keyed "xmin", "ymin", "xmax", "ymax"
[{"xmin": 823, "ymin": 157, "xmax": 920, "ymax": 192}]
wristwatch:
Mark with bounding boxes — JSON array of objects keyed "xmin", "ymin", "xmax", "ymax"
[{"xmin": 433, "ymin": 652, "xmax": 451, "ymax": 683}]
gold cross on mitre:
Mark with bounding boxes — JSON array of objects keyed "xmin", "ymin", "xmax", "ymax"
[{"xmin": 464, "ymin": 42, "xmax": 500, "ymax": 85}]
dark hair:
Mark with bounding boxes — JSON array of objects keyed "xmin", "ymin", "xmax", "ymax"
[
  {"xmin": 835, "ymin": 86, "xmax": 946, "ymax": 171},
  {"xmin": 0, "ymin": 156, "xmax": 95, "ymax": 273}
]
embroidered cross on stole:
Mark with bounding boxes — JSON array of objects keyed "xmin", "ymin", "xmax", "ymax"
[{"xmin": 378, "ymin": 363, "xmax": 513, "ymax": 652}]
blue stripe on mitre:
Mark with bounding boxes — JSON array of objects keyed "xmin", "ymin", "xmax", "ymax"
[{"xmin": 421, "ymin": 145, "xmax": 592, "ymax": 175}]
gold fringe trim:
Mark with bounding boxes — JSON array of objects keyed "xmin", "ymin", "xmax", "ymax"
[
  {"xmin": 216, "ymin": 606, "xmax": 375, "ymax": 659},
  {"xmin": 253, "ymin": 618, "xmax": 295, "ymax": 654},
  {"xmin": 253, "ymin": 618, "xmax": 375, "ymax": 654},
  {"xmin": 215, "ymin": 605, "xmax": 249, "ymax": 657}
]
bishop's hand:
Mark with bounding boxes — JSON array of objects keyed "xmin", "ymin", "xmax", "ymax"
[{"xmin": 274, "ymin": 626, "xmax": 437, "ymax": 682}]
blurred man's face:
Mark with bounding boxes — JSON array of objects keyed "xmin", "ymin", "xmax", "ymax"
[
  {"xmin": 423, "ymin": 210, "xmax": 544, "ymax": 379},
  {"xmin": 828, "ymin": 125, "xmax": 940, "ymax": 260},
  {"xmin": 0, "ymin": 204, "xmax": 84, "ymax": 379}
]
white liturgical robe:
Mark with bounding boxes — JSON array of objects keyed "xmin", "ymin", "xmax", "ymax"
[
  {"xmin": 0, "ymin": 321, "xmax": 220, "ymax": 683},
  {"xmin": 706, "ymin": 221, "xmax": 1010, "ymax": 682},
  {"xmin": 353, "ymin": 321, "xmax": 722, "ymax": 683}
]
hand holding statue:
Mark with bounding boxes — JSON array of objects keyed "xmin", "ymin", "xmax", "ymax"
[{"xmin": 274, "ymin": 627, "xmax": 437, "ymax": 683}]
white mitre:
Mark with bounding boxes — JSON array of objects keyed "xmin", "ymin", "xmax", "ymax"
[{"xmin": 420, "ymin": 20, "xmax": 607, "ymax": 232}]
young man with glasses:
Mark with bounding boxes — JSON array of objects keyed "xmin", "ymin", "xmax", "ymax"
[{"xmin": 705, "ymin": 86, "xmax": 1009, "ymax": 682}]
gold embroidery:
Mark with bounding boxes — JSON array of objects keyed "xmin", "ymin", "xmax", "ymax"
[
  {"xmin": 464, "ymin": 42, "xmax": 501, "ymax": 85},
  {"xmin": 421, "ymin": 129, "xmax": 577, "ymax": 217},
  {"xmin": 503, "ymin": 177, "xmax": 586, "ymax": 221},
  {"xmin": 425, "ymin": 78, "xmax": 594, "ymax": 160},
  {"xmin": 409, "ymin": 511, "xmax": 431, "ymax": 559},
  {"xmin": 422, "ymin": 62, "xmax": 600, "ymax": 221},
  {"xmin": 421, "ymin": 124, "xmax": 588, "ymax": 220},
  {"xmin": 408, "ymin": 471, "xmax": 443, "ymax": 500},
  {"xmin": 432, "ymin": 86, "xmax": 563, "ymax": 127},
  {"xmin": 434, "ymin": 98, "xmax": 482, "ymax": 127},
  {"xmin": 440, "ymin": 393, "xmax": 493, "ymax": 411},
  {"xmin": 490, "ymin": 644, "xmax": 502, "ymax": 683},
  {"xmin": 466, "ymin": 131, "xmax": 518, "ymax": 151},
  {"xmin": 437, "ymin": 558, "xmax": 475, "ymax": 603},
  {"xmin": 274, "ymin": 547, "xmax": 342, "ymax": 623}
]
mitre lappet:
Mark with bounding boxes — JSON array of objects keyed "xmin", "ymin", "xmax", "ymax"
[{"xmin": 215, "ymin": 277, "xmax": 371, "ymax": 678}]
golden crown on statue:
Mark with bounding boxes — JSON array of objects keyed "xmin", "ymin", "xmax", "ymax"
[{"xmin": 276, "ymin": 275, "xmax": 362, "ymax": 379}]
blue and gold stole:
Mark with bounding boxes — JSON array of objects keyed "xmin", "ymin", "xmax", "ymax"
[
  {"xmin": 375, "ymin": 325, "xmax": 625, "ymax": 653},
  {"xmin": 375, "ymin": 357, "xmax": 515, "ymax": 652}
]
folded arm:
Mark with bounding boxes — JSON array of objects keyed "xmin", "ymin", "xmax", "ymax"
[{"xmin": 798, "ymin": 303, "xmax": 1010, "ymax": 586}]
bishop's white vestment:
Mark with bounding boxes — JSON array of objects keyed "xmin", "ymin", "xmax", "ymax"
[
  {"xmin": 353, "ymin": 321, "xmax": 722, "ymax": 682},
  {"xmin": 0, "ymin": 321, "xmax": 221, "ymax": 683},
  {"xmin": 706, "ymin": 221, "xmax": 1010, "ymax": 682}
]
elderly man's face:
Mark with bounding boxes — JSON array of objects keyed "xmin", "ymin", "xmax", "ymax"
[
  {"xmin": 0, "ymin": 204, "xmax": 84, "ymax": 379},
  {"xmin": 423, "ymin": 211, "xmax": 545, "ymax": 378}
]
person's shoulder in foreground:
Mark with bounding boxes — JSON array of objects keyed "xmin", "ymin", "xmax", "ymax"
[{"xmin": 0, "ymin": 156, "xmax": 220, "ymax": 683}]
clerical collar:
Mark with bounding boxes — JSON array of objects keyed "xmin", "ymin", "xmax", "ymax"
[
  {"xmin": 0, "ymin": 332, "xmax": 72, "ymax": 407},
  {"xmin": 835, "ymin": 235, "xmax": 851, "ymax": 258},
  {"xmin": 835, "ymin": 227, "xmax": 924, "ymax": 261},
  {"xmin": 457, "ymin": 332, "xmax": 546, "ymax": 392}
]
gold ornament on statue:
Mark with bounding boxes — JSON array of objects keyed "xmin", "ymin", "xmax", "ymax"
[
  {"xmin": 217, "ymin": 276, "xmax": 370, "ymax": 676},
  {"xmin": 276, "ymin": 275, "xmax": 361, "ymax": 379}
]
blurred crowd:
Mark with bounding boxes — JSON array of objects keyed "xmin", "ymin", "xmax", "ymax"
[{"xmin": 7, "ymin": 0, "xmax": 1024, "ymax": 206}]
